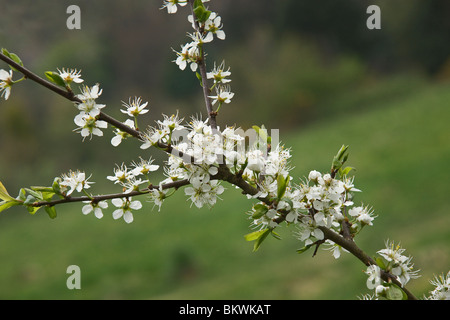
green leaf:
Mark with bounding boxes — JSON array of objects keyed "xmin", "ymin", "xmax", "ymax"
[
  {"xmin": 244, "ymin": 228, "xmax": 272, "ymax": 251},
  {"xmin": 251, "ymin": 204, "xmax": 268, "ymax": 219},
  {"xmin": 24, "ymin": 188, "xmax": 43, "ymax": 200},
  {"xmin": 26, "ymin": 205, "xmax": 41, "ymax": 215},
  {"xmin": 277, "ymin": 174, "xmax": 290, "ymax": 200},
  {"xmin": 386, "ymin": 284, "xmax": 406, "ymax": 300},
  {"xmin": 331, "ymin": 145, "xmax": 349, "ymax": 172},
  {"xmin": 270, "ymin": 229, "xmax": 282, "ymax": 240},
  {"xmin": 252, "ymin": 125, "xmax": 271, "ymax": 145},
  {"xmin": 0, "ymin": 181, "xmax": 15, "ymax": 202},
  {"xmin": 23, "ymin": 195, "xmax": 37, "ymax": 205},
  {"xmin": 375, "ymin": 257, "xmax": 386, "ymax": 270},
  {"xmin": 45, "ymin": 71, "xmax": 66, "ymax": 87},
  {"xmin": 195, "ymin": 71, "xmax": 203, "ymax": 86},
  {"xmin": 338, "ymin": 166, "xmax": 355, "ymax": 177},
  {"xmin": 253, "ymin": 228, "xmax": 270, "ymax": 252},
  {"xmin": 41, "ymin": 191, "xmax": 55, "ymax": 202},
  {"xmin": 244, "ymin": 229, "xmax": 269, "ymax": 242},
  {"xmin": 17, "ymin": 188, "xmax": 27, "ymax": 201},
  {"xmin": 192, "ymin": 0, "xmax": 211, "ymax": 23},
  {"xmin": 45, "ymin": 205, "xmax": 57, "ymax": 219},
  {"xmin": 0, "ymin": 200, "xmax": 21, "ymax": 213},
  {"xmin": 297, "ymin": 243, "xmax": 314, "ymax": 254},
  {"xmin": 1, "ymin": 48, "xmax": 23, "ymax": 71},
  {"xmin": 52, "ymin": 177, "xmax": 62, "ymax": 195}
]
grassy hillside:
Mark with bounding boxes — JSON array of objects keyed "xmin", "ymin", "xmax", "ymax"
[{"xmin": 0, "ymin": 81, "xmax": 449, "ymax": 299}]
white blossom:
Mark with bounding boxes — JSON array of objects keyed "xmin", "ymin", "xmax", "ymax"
[
  {"xmin": 75, "ymin": 84, "xmax": 106, "ymax": 117},
  {"xmin": 426, "ymin": 271, "xmax": 450, "ymax": 300},
  {"xmin": 365, "ymin": 264, "xmax": 381, "ymax": 289},
  {"xmin": 204, "ymin": 12, "xmax": 226, "ymax": 40},
  {"xmin": 58, "ymin": 68, "xmax": 84, "ymax": 85},
  {"xmin": 82, "ymin": 200, "xmax": 107, "ymax": 219},
  {"xmin": 120, "ymin": 96, "xmax": 149, "ymax": 117},
  {"xmin": 60, "ymin": 170, "xmax": 93, "ymax": 196},
  {"xmin": 207, "ymin": 61, "xmax": 231, "ymax": 85},
  {"xmin": 74, "ymin": 113, "xmax": 108, "ymax": 140},
  {"xmin": 0, "ymin": 69, "xmax": 13, "ymax": 100},
  {"xmin": 111, "ymin": 197, "xmax": 142, "ymax": 223},
  {"xmin": 376, "ymin": 240, "xmax": 420, "ymax": 286},
  {"xmin": 131, "ymin": 157, "xmax": 160, "ymax": 177},
  {"xmin": 161, "ymin": 0, "xmax": 187, "ymax": 14},
  {"xmin": 111, "ymin": 119, "xmax": 135, "ymax": 147},
  {"xmin": 208, "ymin": 86, "xmax": 234, "ymax": 106}
]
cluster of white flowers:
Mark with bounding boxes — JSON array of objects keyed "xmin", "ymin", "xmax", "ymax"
[
  {"xmin": 169, "ymin": 0, "xmax": 234, "ymax": 110},
  {"xmin": 425, "ymin": 271, "xmax": 450, "ymax": 300},
  {"xmin": 55, "ymin": 163, "xmax": 154, "ymax": 223},
  {"xmin": 59, "ymin": 170, "xmax": 93, "ymax": 196},
  {"xmin": 376, "ymin": 240, "xmax": 421, "ymax": 286},
  {"xmin": 107, "ymin": 158, "xmax": 159, "ymax": 193},
  {"xmin": 111, "ymin": 96, "xmax": 149, "ymax": 146},
  {"xmin": 73, "ymin": 83, "xmax": 108, "ymax": 140},
  {"xmin": 362, "ymin": 240, "xmax": 421, "ymax": 299},
  {"xmin": 141, "ymin": 115, "xmax": 237, "ymax": 209},
  {"xmin": 246, "ymin": 165, "xmax": 376, "ymax": 258}
]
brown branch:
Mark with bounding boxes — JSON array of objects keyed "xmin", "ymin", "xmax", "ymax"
[
  {"xmin": 187, "ymin": 0, "xmax": 218, "ymax": 130},
  {"xmin": 0, "ymin": 52, "xmax": 80, "ymax": 103},
  {"xmin": 31, "ymin": 179, "xmax": 190, "ymax": 208}
]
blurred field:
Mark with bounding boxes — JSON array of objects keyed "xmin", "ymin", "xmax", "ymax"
[{"xmin": 0, "ymin": 79, "xmax": 449, "ymax": 299}]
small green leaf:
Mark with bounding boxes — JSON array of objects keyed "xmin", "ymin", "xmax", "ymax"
[
  {"xmin": 24, "ymin": 188, "xmax": 43, "ymax": 200},
  {"xmin": 253, "ymin": 228, "xmax": 270, "ymax": 252},
  {"xmin": 251, "ymin": 204, "xmax": 268, "ymax": 219},
  {"xmin": 277, "ymin": 174, "xmax": 290, "ymax": 200},
  {"xmin": 375, "ymin": 257, "xmax": 386, "ymax": 270},
  {"xmin": 0, "ymin": 200, "xmax": 21, "ymax": 213},
  {"xmin": 195, "ymin": 71, "xmax": 203, "ymax": 86},
  {"xmin": 192, "ymin": 0, "xmax": 211, "ymax": 23},
  {"xmin": 297, "ymin": 243, "xmax": 314, "ymax": 254},
  {"xmin": 339, "ymin": 166, "xmax": 355, "ymax": 177},
  {"xmin": 17, "ymin": 188, "xmax": 27, "ymax": 201},
  {"xmin": 26, "ymin": 205, "xmax": 41, "ymax": 215},
  {"xmin": 1, "ymin": 48, "xmax": 23, "ymax": 71},
  {"xmin": 31, "ymin": 186, "xmax": 53, "ymax": 192},
  {"xmin": 244, "ymin": 229, "xmax": 269, "ymax": 242},
  {"xmin": 45, "ymin": 205, "xmax": 57, "ymax": 219},
  {"xmin": 270, "ymin": 229, "xmax": 282, "ymax": 240},
  {"xmin": 45, "ymin": 71, "xmax": 66, "ymax": 87},
  {"xmin": 331, "ymin": 145, "xmax": 350, "ymax": 172},
  {"xmin": 23, "ymin": 195, "xmax": 37, "ymax": 205},
  {"xmin": 0, "ymin": 181, "xmax": 15, "ymax": 201},
  {"xmin": 52, "ymin": 177, "xmax": 62, "ymax": 195},
  {"xmin": 386, "ymin": 284, "xmax": 405, "ymax": 300},
  {"xmin": 244, "ymin": 228, "xmax": 272, "ymax": 251}
]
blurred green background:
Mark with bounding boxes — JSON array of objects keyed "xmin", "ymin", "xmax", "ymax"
[{"xmin": 0, "ymin": 0, "xmax": 449, "ymax": 299}]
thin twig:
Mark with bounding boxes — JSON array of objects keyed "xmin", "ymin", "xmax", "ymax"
[
  {"xmin": 187, "ymin": 0, "xmax": 218, "ymax": 130},
  {"xmin": 31, "ymin": 179, "xmax": 191, "ymax": 208}
]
